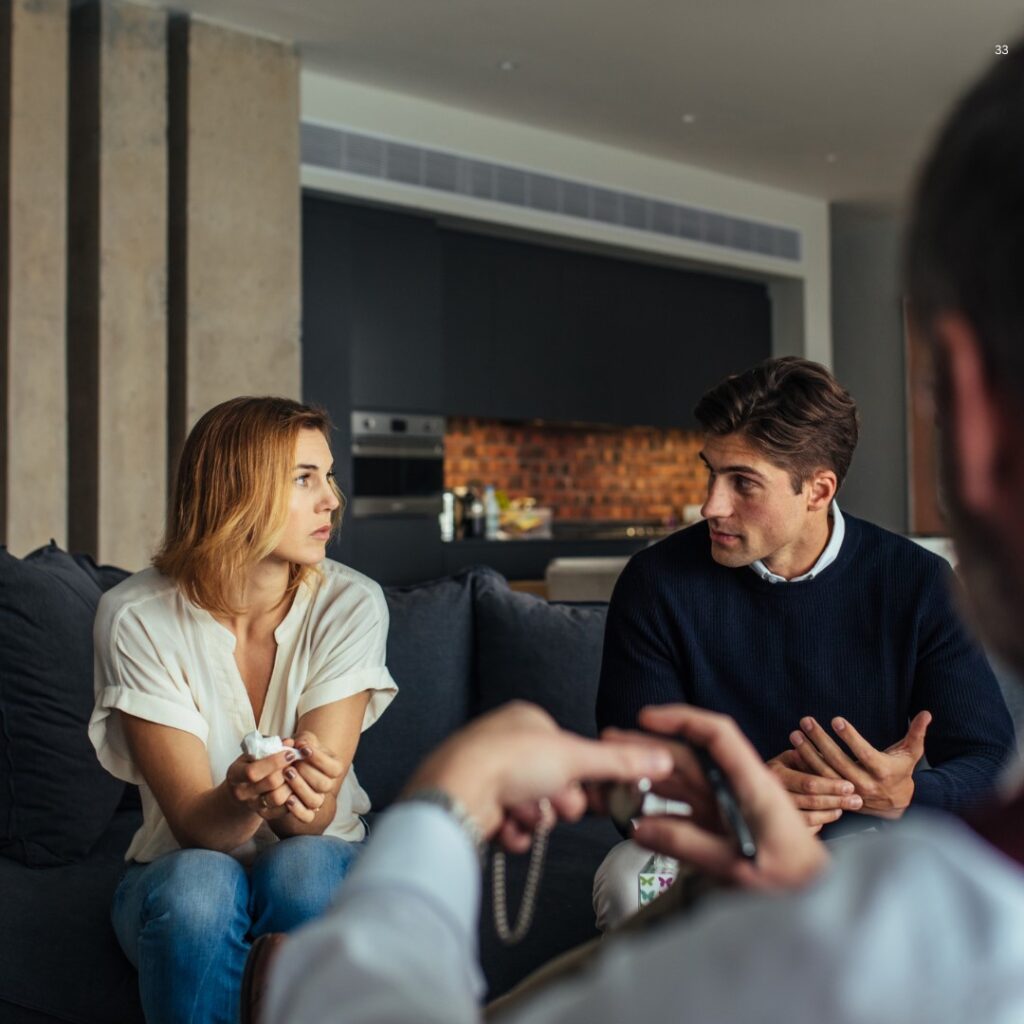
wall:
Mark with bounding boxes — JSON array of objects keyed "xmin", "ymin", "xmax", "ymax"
[
  {"xmin": 830, "ymin": 203, "xmax": 907, "ymax": 533},
  {"xmin": 445, "ymin": 418, "xmax": 705, "ymax": 522},
  {"xmin": 301, "ymin": 71, "xmax": 832, "ymax": 369},
  {"xmin": 1, "ymin": 0, "xmax": 301, "ymax": 567}
]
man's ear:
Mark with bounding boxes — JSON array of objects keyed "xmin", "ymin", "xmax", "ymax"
[
  {"xmin": 805, "ymin": 469, "xmax": 837, "ymax": 512},
  {"xmin": 934, "ymin": 314, "xmax": 1000, "ymax": 515}
]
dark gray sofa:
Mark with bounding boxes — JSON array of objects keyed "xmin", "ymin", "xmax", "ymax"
[{"xmin": 0, "ymin": 547, "xmax": 619, "ymax": 1023}]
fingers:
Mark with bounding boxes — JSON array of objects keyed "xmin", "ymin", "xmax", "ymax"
[
  {"xmin": 637, "ymin": 705, "xmax": 771, "ymax": 811},
  {"xmin": 282, "ymin": 765, "xmax": 327, "ymax": 813},
  {"xmin": 900, "ymin": 710, "xmax": 932, "ymax": 756},
  {"xmin": 789, "ymin": 731, "xmax": 845, "ymax": 780},
  {"xmin": 829, "ymin": 717, "xmax": 883, "ymax": 769},
  {"xmin": 291, "ymin": 732, "xmax": 344, "ymax": 780},
  {"xmin": 795, "ymin": 718, "xmax": 866, "ymax": 784},
  {"xmin": 801, "ymin": 807, "xmax": 844, "ymax": 829},
  {"xmin": 769, "ymin": 756, "xmax": 854, "ymax": 797},
  {"xmin": 631, "ymin": 816, "xmax": 742, "ymax": 882},
  {"xmin": 559, "ymin": 732, "xmax": 676, "ymax": 788}
]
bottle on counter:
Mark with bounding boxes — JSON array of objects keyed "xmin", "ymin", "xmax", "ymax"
[
  {"xmin": 466, "ymin": 489, "xmax": 485, "ymax": 539},
  {"xmin": 484, "ymin": 485, "xmax": 501, "ymax": 540},
  {"xmin": 440, "ymin": 491, "xmax": 455, "ymax": 542}
]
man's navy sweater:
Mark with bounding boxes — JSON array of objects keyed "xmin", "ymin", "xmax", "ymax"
[{"xmin": 596, "ymin": 513, "xmax": 1015, "ymax": 814}]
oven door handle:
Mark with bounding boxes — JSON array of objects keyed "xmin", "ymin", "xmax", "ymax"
[{"xmin": 351, "ymin": 443, "xmax": 444, "ymax": 459}]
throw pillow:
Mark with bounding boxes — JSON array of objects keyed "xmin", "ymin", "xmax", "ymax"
[
  {"xmin": 354, "ymin": 568, "xmax": 477, "ymax": 808},
  {"xmin": 473, "ymin": 570, "xmax": 608, "ymax": 737},
  {"xmin": 0, "ymin": 543, "xmax": 126, "ymax": 865}
]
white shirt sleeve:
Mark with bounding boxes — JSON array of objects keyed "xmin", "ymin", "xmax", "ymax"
[
  {"xmin": 89, "ymin": 597, "xmax": 209, "ymax": 784},
  {"xmin": 266, "ymin": 813, "xmax": 1024, "ymax": 1024},
  {"xmin": 266, "ymin": 803, "xmax": 486, "ymax": 1024},
  {"xmin": 298, "ymin": 578, "xmax": 397, "ymax": 729}
]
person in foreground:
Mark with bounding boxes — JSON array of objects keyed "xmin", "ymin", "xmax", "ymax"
[
  {"xmin": 88, "ymin": 397, "xmax": 397, "ymax": 1024},
  {"xmin": 267, "ymin": 43, "xmax": 1024, "ymax": 1024}
]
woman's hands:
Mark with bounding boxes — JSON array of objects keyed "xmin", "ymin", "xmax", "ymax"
[{"xmin": 227, "ymin": 731, "xmax": 346, "ymax": 829}]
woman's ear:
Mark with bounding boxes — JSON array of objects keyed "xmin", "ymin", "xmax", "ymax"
[{"xmin": 934, "ymin": 314, "xmax": 1001, "ymax": 517}]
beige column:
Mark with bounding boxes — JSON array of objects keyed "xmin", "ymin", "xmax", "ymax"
[
  {"xmin": 67, "ymin": 1, "xmax": 167, "ymax": 570},
  {"xmin": 169, "ymin": 17, "xmax": 300, "ymax": 455},
  {"xmin": 0, "ymin": 0, "xmax": 68, "ymax": 555}
]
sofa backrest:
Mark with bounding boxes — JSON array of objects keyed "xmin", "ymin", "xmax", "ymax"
[
  {"xmin": 354, "ymin": 565, "xmax": 608, "ymax": 811},
  {"xmin": 353, "ymin": 568, "xmax": 478, "ymax": 809}
]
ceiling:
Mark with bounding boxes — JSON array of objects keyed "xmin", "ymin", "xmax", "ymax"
[{"xmin": 166, "ymin": 0, "xmax": 1024, "ymax": 204}]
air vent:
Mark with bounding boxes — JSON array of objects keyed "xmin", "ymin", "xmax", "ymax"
[{"xmin": 301, "ymin": 122, "xmax": 801, "ymax": 262}]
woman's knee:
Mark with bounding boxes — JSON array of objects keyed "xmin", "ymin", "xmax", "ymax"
[
  {"xmin": 250, "ymin": 836, "xmax": 362, "ymax": 928},
  {"xmin": 140, "ymin": 848, "xmax": 249, "ymax": 934}
]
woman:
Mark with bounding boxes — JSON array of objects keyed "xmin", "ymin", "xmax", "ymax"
[{"xmin": 89, "ymin": 397, "xmax": 397, "ymax": 1024}]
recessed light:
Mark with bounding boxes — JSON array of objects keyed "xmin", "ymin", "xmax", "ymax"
[
  {"xmin": 681, "ymin": 113, "xmax": 697, "ymax": 124},
  {"xmin": 499, "ymin": 59, "xmax": 518, "ymax": 72},
  {"xmin": 825, "ymin": 152, "xmax": 838, "ymax": 163}
]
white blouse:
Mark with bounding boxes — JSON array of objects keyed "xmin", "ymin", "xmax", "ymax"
[{"xmin": 89, "ymin": 560, "xmax": 398, "ymax": 864}]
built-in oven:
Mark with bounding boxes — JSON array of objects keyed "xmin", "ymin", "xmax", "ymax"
[{"xmin": 349, "ymin": 411, "xmax": 445, "ymax": 517}]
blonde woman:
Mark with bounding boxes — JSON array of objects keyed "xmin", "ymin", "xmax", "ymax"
[{"xmin": 89, "ymin": 397, "xmax": 397, "ymax": 1024}]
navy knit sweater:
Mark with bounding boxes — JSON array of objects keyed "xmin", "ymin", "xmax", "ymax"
[{"xmin": 596, "ymin": 514, "xmax": 1015, "ymax": 815}]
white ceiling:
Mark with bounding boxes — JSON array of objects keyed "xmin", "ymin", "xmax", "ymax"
[{"xmin": 167, "ymin": 0, "xmax": 1024, "ymax": 204}]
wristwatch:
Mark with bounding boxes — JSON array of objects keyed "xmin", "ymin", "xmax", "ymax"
[{"xmin": 401, "ymin": 786, "xmax": 487, "ymax": 860}]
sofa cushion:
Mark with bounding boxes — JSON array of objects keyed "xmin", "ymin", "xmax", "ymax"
[
  {"xmin": 474, "ymin": 571, "xmax": 608, "ymax": 738},
  {"xmin": 0, "ymin": 544, "xmax": 126, "ymax": 866},
  {"xmin": 0, "ymin": 808, "xmax": 144, "ymax": 1023},
  {"xmin": 354, "ymin": 569, "xmax": 477, "ymax": 809}
]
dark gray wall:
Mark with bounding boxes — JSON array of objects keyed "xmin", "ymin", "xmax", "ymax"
[{"xmin": 830, "ymin": 203, "xmax": 907, "ymax": 534}]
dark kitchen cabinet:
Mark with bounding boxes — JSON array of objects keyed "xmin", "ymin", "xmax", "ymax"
[
  {"xmin": 307, "ymin": 198, "xmax": 770, "ymax": 433},
  {"xmin": 441, "ymin": 227, "xmax": 770, "ymax": 428},
  {"xmin": 348, "ymin": 206, "xmax": 444, "ymax": 413}
]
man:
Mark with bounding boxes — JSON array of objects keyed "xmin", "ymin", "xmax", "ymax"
[
  {"xmin": 266, "ymin": 41, "xmax": 1024, "ymax": 1023},
  {"xmin": 591, "ymin": 357, "xmax": 1015, "ymax": 924}
]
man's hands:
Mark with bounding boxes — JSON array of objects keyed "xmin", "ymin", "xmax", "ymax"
[
  {"xmin": 788, "ymin": 712, "xmax": 932, "ymax": 819},
  {"xmin": 403, "ymin": 702, "xmax": 675, "ymax": 853},
  {"xmin": 403, "ymin": 701, "xmax": 827, "ymax": 894},
  {"xmin": 766, "ymin": 750, "xmax": 864, "ymax": 832},
  {"xmin": 609, "ymin": 706, "xmax": 829, "ymax": 891}
]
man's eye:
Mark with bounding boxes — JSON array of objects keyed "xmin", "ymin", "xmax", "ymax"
[{"xmin": 735, "ymin": 477, "xmax": 755, "ymax": 492}]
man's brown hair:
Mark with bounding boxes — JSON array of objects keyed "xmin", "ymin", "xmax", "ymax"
[{"xmin": 694, "ymin": 356, "xmax": 860, "ymax": 492}]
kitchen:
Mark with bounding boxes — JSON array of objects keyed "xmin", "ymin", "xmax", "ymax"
[{"xmin": 304, "ymin": 194, "xmax": 773, "ymax": 587}]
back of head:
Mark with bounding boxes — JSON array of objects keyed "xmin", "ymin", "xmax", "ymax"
[
  {"xmin": 694, "ymin": 356, "xmax": 860, "ymax": 492},
  {"xmin": 154, "ymin": 396, "xmax": 339, "ymax": 615},
  {"xmin": 906, "ymin": 43, "xmax": 1024, "ymax": 398},
  {"xmin": 905, "ymin": 40, "xmax": 1024, "ymax": 676}
]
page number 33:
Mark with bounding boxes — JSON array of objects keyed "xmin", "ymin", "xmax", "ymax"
[{"xmin": 996, "ymin": 44, "xmax": 1009, "ymax": 54}]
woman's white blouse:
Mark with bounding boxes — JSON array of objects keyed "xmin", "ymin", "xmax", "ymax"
[{"xmin": 88, "ymin": 561, "xmax": 398, "ymax": 864}]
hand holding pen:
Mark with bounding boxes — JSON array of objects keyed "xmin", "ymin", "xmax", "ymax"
[{"xmin": 602, "ymin": 704, "xmax": 829, "ymax": 892}]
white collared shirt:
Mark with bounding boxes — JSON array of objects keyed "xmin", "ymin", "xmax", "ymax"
[{"xmin": 750, "ymin": 501, "xmax": 846, "ymax": 584}]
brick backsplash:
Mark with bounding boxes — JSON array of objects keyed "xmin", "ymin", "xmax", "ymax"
[{"xmin": 445, "ymin": 418, "xmax": 708, "ymax": 521}]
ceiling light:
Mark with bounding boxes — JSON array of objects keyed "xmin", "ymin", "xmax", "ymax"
[
  {"xmin": 825, "ymin": 152, "xmax": 838, "ymax": 163},
  {"xmin": 681, "ymin": 113, "xmax": 697, "ymax": 124},
  {"xmin": 499, "ymin": 59, "xmax": 518, "ymax": 72}
]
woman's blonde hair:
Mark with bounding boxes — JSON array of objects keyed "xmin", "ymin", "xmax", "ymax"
[{"xmin": 154, "ymin": 396, "xmax": 343, "ymax": 616}]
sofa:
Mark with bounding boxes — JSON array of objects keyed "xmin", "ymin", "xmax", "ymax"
[{"xmin": 0, "ymin": 545, "xmax": 621, "ymax": 1024}]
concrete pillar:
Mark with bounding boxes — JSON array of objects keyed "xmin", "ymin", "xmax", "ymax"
[
  {"xmin": 67, "ymin": 1, "xmax": 167, "ymax": 570},
  {"xmin": 168, "ymin": 17, "xmax": 300, "ymax": 458},
  {"xmin": 0, "ymin": 0, "xmax": 68, "ymax": 555}
]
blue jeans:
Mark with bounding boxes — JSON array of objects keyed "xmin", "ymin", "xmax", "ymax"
[{"xmin": 112, "ymin": 835, "xmax": 361, "ymax": 1024}]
